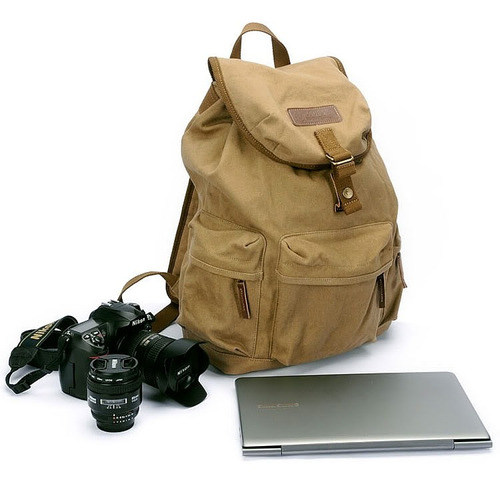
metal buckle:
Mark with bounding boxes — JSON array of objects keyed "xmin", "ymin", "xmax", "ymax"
[{"xmin": 326, "ymin": 153, "xmax": 354, "ymax": 166}]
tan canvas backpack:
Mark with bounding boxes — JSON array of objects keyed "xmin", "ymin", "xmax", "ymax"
[{"xmin": 119, "ymin": 23, "xmax": 407, "ymax": 374}]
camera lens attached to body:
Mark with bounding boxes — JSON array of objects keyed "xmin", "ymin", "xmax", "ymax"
[
  {"xmin": 7, "ymin": 300, "xmax": 210, "ymax": 433},
  {"xmin": 87, "ymin": 354, "xmax": 142, "ymax": 432},
  {"xmin": 118, "ymin": 331, "xmax": 209, "ymax": 407}
]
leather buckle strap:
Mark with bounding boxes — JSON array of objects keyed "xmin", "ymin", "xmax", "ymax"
[{"xmin": 315, "ymin": 128, "xmax": 362, "ymax": 215}]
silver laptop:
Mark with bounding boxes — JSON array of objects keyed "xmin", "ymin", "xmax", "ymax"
[{"xmin": 235, "ymin": 372, "xmax": 492, "ymax": 456}]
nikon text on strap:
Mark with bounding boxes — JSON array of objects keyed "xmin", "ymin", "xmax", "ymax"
[{"xmin": 6, "ymin": 316, "xmax": 77, "ymax": 394}]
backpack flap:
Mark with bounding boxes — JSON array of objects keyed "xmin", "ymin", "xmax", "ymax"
[{"xmin": 207, "ymin": 56, "xmax": 372, "ymax": 170}]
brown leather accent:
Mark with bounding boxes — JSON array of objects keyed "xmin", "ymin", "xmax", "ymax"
[
  {"xmin": 396, "ymin": 252, "xmax": 408, "ymax": 288},
  {"xmin": 236, "ymin": 280, "xmax": 251, "ymax": 319},
  {"xmin": 377, "ymin": 274, "xmax": 386, "ymax": 308},
  {"xmin": 288, "ymin": 105, "xmax": 342, "ymax": 126},
  {"xmin": 315, "ymin": 128, "xmax": 362, "ymax": 214},
  {"xmin": 230, "ymin": 22, "xmax": 290, "ymax": 68}
]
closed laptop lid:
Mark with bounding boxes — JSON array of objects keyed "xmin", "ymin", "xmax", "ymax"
[{"xmin": 235, "ymin": 372, "xmax": 492, "ymax": 456}]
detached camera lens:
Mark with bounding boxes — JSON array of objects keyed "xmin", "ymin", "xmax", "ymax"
[{"xmin": 87, "ymin": 354, "xmax": 142, "ymax": 432}]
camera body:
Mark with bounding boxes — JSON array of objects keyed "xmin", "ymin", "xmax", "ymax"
[
  {"xmin": 58, "ymin": 300, "xmax": 209, "ymax": 406},
  {"xmin": 59, "ymin": 301, "xmax": 154, "ymax": 399}
]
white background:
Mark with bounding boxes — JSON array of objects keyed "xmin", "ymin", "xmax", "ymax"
[{"xmin": 1, "ymin": 1, "xmax": 498, "ymax": 476}]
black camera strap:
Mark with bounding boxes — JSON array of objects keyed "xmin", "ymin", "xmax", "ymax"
[{"xmin": 6, "ymin": 316, "xmax": 78, "ymax": 394}]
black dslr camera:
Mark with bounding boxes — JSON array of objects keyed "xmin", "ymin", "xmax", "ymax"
[{"xmin": 59, "ymin": 301, "xmax": 209, "ymax": 407}]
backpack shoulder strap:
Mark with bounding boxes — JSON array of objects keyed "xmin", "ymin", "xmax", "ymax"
[
  {"xmin": 167, "ymin": 179, "xmax": 198, "ymax": 294},
  {"xmin": 118, "ymin": 180, "xmax": 199, "ymax": 333}
]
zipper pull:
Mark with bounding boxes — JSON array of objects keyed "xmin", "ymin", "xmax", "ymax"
[
  {"xmin": 396, "ymin": 252, "xmax": 408, "ymax": 288},
  {"xmin": 236, "ymin": 280, "xmax": 251, "ymax": 319},
  {"xmin": 376, "ymin": 274, "xmax": 386, "ymax": 308}
]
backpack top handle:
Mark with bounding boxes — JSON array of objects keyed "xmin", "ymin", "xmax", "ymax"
[{"xmin": 229, "ymin": 22, "xmax": 291, "ymax": 68}]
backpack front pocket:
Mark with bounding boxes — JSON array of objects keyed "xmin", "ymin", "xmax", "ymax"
[
  {"xmin": 271, "ymin": 223, "xmax": 394, "ymax": 366},
  {"xmin": 178, "ymin": 212, "xmax": 265, "ymax": 357}
]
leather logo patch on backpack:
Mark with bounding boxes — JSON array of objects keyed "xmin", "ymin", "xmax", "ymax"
[{"xmin": 287, "ymin": 105, "xmax": 342, "ymax": 126}]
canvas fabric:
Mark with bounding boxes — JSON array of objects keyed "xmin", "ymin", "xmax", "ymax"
[{"xmin": 120, "ymin": 23, "xmax": 406, "ymax": 374}]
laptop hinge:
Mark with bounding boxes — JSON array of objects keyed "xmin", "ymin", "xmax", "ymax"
[
  {"xmin": 454, "ymin": 440, "xmax": 493, "ymax": 450},
  {"xmin": 282, "ymin": 440, "xmax": 455, "ymax": 455}
]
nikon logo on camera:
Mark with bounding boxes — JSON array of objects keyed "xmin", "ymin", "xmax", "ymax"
[
  {"xmin": 177, "ymin": 365, "xmax": 191, "ymax": 376},
  {"xmin": 131, "ymin": 317, "xmax": 146, "ymax": 326}
]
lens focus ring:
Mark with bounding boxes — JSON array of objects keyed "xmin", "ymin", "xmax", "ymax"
[{"xmin": 87, "ymin": 376, "xmax": 142, "ymax": 396}]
